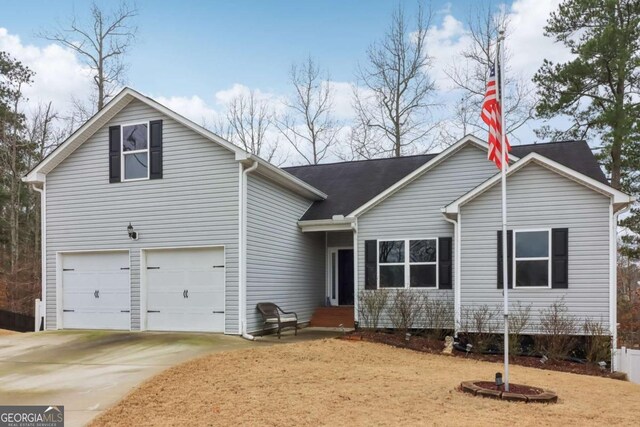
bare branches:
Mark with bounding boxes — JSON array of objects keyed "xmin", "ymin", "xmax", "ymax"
[
  {"xmin": 443, "ymin": 3, "xmax": 535, "ymax": 145},
  {"xmin": 276, "ymin": 57, "xmax": 341, "ymax": 165},
  {"xmin": 351, "ymin": 3, "xmax": 438, "ymax": 158},
  {"xmin": 214, "ymin": 90, "xmax": 279, "ymax": 163},
  {"xmin": 39, "ymin": 1, "xmax": 138, "ymax": 111}
]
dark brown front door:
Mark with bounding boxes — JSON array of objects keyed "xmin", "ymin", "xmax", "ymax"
[{"xmin": 338, "ymin": 249, "xmax": 354, "ymax": 306}]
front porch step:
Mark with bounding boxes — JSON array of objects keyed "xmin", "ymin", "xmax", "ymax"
[{"xmin": 309, "ymin": 306, "xmax": 355, "ymax": 328}]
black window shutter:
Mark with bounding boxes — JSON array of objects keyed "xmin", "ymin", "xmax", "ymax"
[
  {"xmin": 551, "ymin": 228, "xmax": 569, "ymax": 289},
  {"xmin": 364, "ymin": 240, "xmax": 377, "ymax": 290},
  {"xmin": 109, "ymin": 125, "xmax": 121, "ymax": 183},
  {"xmin": 497, "ymin": 230, "xmax": 513, "ymax": 289},
  {"xmin": 149, "ymin": 120, "xmax": 163, "ymax": 179},
  {"xmin": 438, "ymin": 237, "xmax": 453, "ymax": 289}
]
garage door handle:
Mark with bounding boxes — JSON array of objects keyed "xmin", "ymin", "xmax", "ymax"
[
  {"xmin": 121, "ymin": 267, "xmax": 130, "ymax": 270},
  {"xmin": 63, "ymin": 309, "xmax": 75, "ymax": 312},
  {"xmin": 121, "ymin": 310, "xmax": 130, "ymax": 313},
  {"xmin": 63, "ymin": 268, "xmax": 75, "ymax": 271},
  {"xmin": 147, "ymin": 310, "xmax": 160, "ymax": 313},
  {"xmin": 212, "ymin": 265, "xmax": 225, "ymax": 269},
  {"xmin": 185, "ymin": 289, "xmax": 189, "ymax": 298},
  {"xmin": 147, "ymin": 266, "xmax": 160, "ymax": 270},
  {"xmin": 212, "ymin": 311, "xmax": 224, "ymax": 314}
]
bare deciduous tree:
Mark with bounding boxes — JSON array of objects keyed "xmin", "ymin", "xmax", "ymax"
[
  {"xmin": 40, "ymin": 1, "xmax": 138, "ymax": 111},
  {"xmin": 443, "ymin": 4, "xmax": 534, "ymax": 145},
  {"xmin": 351, "ymin": 3, "xmax": 438, "ymax": 158},
  {"xmin": 276, "ymin": 57, "xmax": 340, "ymax": 165},
  {"xmin": 214, "ymin": 90, "xmax": 279, "ymax": 162}
]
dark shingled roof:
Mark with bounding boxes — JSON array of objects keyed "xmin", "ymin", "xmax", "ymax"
[{"xmin": 283, "ymin": 140, "xmax": 608, "ymax": 221}]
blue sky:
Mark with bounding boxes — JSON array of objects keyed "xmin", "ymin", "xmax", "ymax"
[{"xmin": 0, "ymin": 0, "xmax": 572, "ymax": 163}]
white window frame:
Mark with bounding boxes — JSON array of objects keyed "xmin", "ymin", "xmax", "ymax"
[
  {"xmin": 377, "ymin": 238, "xmax": 439, "ymax": 289},
  {"xmin": 512, "ymin": 229, "xmax": 552, "ymax": 289},
  {"xmin": 121, "ymin": 121, "xmax": 150, "ymax": 182}
]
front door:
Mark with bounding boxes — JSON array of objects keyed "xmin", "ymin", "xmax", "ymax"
[{"xmin": 328, "ymin": 248, "xmax": 354, "ymax": 306}]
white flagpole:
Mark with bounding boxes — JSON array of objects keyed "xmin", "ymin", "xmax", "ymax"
[{"xmin": 498, "ymin": 28, "xmax": 510, "ymax": 392}]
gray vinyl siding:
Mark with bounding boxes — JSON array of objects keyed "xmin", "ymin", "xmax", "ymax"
[
  {"xmin": 246, "ymin": 173, "xmax": 325, "ymax": 333},
  {"xmin": 327, "ymin": 231, "xmax": 353, "ymax": 248},
  {"xmin": 45, "ymin": 99, "xmax": 240, "ymax": 333},
  {"xmin": 356, "ymin": 145, "xmax": 498, "ymax": 325},
  {"xmin": 459, "ymin": 162, "xmax": 612, "ymax": 333}
]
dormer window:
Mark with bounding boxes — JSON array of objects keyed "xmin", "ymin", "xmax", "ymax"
[{"xmin": 122, "ymin": 122, "xmax": 149, "ymax": 181}]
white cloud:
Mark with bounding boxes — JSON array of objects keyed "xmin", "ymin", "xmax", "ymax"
[
  {"xmin": 426, "ymin": 14, "xmax": 473, "ymax": 90},
  {"xmin": 154, "ymin": 94, "xmax": 220, "ymax": 126},
  {"xmin": 0, "ymin": 27, "xmax": 93, "ymax": 117},
  {"xmin": 506, "ymin": 0, "xmax": 573, "ymax": 77}
]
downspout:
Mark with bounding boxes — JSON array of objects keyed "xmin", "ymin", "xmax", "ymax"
[
  {"xmin": 239, "ymin": 160, "xmax": 258, "ymax": 340},
  {"xmin": 442, "ymin": 212, "xmax": 461, "ymax": 337},
  {"xmin": 352, "ymin": 218, "xmax": 358, "ymax": 324},
  {"xmin": 611, "ymin": 201, "xmax": 632, "ymax": 371},
  {"xmin": 31, "ymin": 181, "xmax": 46, "ymax": 331}
]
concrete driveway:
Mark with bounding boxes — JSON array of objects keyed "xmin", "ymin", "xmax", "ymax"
[{"xmin": 0, "ymin": 331, "xmax": 256, "ymax": 426}]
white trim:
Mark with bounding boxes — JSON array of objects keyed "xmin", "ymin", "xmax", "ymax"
[
  {"xmin": 22, "ymin": 87, "xmax": 326, "ymax": 200},
  {"xmin": 56, "ymin": 249, "xmax": 131, "ymax": 331},
  {"xmin": 376, "ymin": 238, "xmax": 439, "ymax": 289},
  {"xmin": 299, "ymin": 217, "xmax": 355, "ymax": 232},
  {"xmin": 352, "ymin": 219, "xmax": 359, "ymax": 322},
  {"xmin": 120, "ymin": 121, "xmax": 150, "ymax": 182},
  {"xmin": 443, "ymin": 152, "xmax": 633, "ymax": 216},
  {"xmin": 348, "ymin": 135, "xmax": 519, "ymax": 218},
  {"xmin": 442, "ymin": 214, "xmax": 461, "ymax": 334},
  {"xmin": 140, "ymin": 244, "xmax": 226, "ymax": 333},
  {"xmin": 512, "ymin": 229, "xmax": 552, "ymax": 289},
  {"xmin": 326, "ymin": 246, "xmax": 353, "ymax": 306}
]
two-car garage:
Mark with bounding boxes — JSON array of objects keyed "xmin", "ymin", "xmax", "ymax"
[{"xmin": 59, "ymin": 247, "xmax": 225, "ymax": 332}]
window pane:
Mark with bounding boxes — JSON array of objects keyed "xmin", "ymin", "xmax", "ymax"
[
  {"xmin": 124, "ymin": 153, "xmax": 148, "ymax": 179},
  {"xmin": 380, "ymin": 265, "xmax": 404, "ymax": 288},
  {"xmin": 410, "ymin": 265, "xmax": 436, "ymax": 287},
  {"xmin": 379, "ymin": 241, "xmax": 404, "ymax": 263},
  {"xmin": 123, "ymin": 124, "xmax": 148, "ymax": 151},
  {"xmin": 516, "ymin": 231, "xmax": 549, "ymax": 258},
  {"xmin": 515, "ymin": 260, "xmax": 549, "ymax": 287},
  {"xmin": 410, "ymin": 239, "xmax": 436, "ymax": 263}
]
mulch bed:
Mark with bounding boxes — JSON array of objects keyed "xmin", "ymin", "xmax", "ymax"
[
  {"xmin": 460, "ymin": 380, "xmax": 558, "ymax": 403},
  {"xmin": 343, "ymin": 331, "xmax": 614, "ymax": 378},
  {"xmin": 474, "ymin": 381, "xmax": 542, "ymax": 395}
]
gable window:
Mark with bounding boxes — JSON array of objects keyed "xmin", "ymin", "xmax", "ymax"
[
  {"xmin": 121, "ymin": 123, "xmax": 149, "ymax": 181},
  {"xmin": 378, "ymin": 239, "xmax": 438, "ymax": 288},
  {"xmin": 514, "ymin": 230, "xmax": 550, "ymax": 288}
]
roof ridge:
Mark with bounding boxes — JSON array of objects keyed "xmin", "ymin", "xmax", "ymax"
[
  {"xmin": 283, "ymin": 139, "xmax": 586, "ymax": 170},
  {"xmin": 283, "ymin": 152, "xmax": 438, "ymax": 170}
]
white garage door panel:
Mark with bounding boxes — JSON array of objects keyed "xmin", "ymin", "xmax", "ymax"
[
  {"xmin": 62, "ymin": 251, "xmax": 130, "ymax": 330},
  {"xmin": 146, "ymin": 247, "xmax": 224, "ymax": 332}
]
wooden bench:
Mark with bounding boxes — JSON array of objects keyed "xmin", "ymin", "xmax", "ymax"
[{"xmin": 256, "ymin": 302, "xmax": 298, "ymax": 338}]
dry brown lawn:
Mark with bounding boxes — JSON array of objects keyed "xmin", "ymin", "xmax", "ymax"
[
  {"xmin": 0, "ymin": 329, "xmax": 17, "ymax": 336},
  {"xmin": 91, "ymin": 339, "xmax": 640, "ymax": 427}
]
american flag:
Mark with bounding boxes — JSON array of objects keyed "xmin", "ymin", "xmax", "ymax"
[{"xmin": 481, "ymin": 65, "xmax": 510, "ymax": 169}]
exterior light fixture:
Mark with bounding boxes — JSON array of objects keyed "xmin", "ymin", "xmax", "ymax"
[
  {"xmin": 127, "ymin": 223, "xmax": 139, "ymax": 240},
  {"xmin": 495, "ymin": 372, "xmax": 503, "ymax": 388}
]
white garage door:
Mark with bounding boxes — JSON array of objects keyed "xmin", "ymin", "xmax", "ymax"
[
  {"xmin": 62, "ymin": 251, "xmax": 130, "ymax": 330},
  {"xmin": 145, "ymin": 247, "xmax": 225, "ymax": 332}
]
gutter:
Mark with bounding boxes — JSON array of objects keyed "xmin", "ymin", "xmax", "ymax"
[
  {"xmin": 442, "ymin": 209, "xmax": 461, "ymax": 336},
  {"xmin": 239, "ymin": 160, "xmax": 258, "ymax": 340}
]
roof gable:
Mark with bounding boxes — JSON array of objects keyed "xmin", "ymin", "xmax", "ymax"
[
  {"xmin": 442, "ymin": 152, "xmax": 632, "ymax": 215},
  {"xmin": 23, "ymin": 88, "xmax": 326, "ymax": 200}
]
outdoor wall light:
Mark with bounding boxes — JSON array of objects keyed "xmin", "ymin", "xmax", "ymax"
[
  {"xmin": 495, "ymin": 372, "xmax": 503, "ymax": 387},
  {"xmin": 127, "ymin": 223, "xmax": 139, "ymax": 240}
]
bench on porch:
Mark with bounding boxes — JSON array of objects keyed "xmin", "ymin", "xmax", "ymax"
[{"xmin": 256, "ymin": 302, "xmax": 298, "ymax": 338}]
